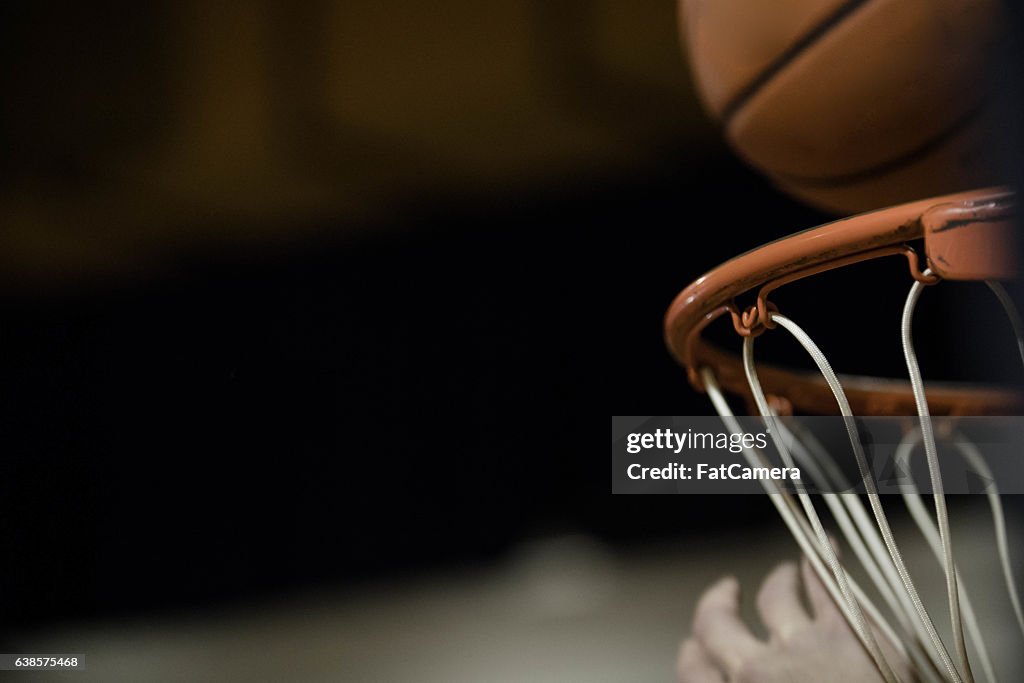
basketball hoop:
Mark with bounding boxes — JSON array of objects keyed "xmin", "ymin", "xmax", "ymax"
[{"xmin": 665, "ymin": 188, "xmax": 1024, "ymax": 683}]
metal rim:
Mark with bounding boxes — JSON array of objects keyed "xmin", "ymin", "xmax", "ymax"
[{"xmin": 664, "ymin": 187, "xmax": 1022, "ymax": 415}]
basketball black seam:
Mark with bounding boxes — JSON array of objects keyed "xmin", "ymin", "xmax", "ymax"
[
  {"xmin": 719, "ymin": 0, "xmax": 874, "ymax": 126},
  {"xmin": 770, "ymin": 101, "xmax": 986, "ymax": 188}
]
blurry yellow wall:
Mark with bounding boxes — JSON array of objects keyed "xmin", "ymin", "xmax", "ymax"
[{"xmin": 0, "ymin": 1, "xmax": 713, "ymax": 286}]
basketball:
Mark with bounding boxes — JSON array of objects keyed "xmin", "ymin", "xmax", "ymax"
[{"xmin": 679, "ymin": 0, "xmax": 1006, "ymax": 214}]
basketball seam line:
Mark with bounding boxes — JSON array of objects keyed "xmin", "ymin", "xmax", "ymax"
[
  {"xmin": 769, "ymin": 100, "xmax": 986, "ymax": 188},
  {"xmin": 719, "ymin": 0, "xmax": 873, "ymax": 126}
]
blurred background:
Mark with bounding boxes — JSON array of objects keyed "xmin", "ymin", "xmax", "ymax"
[{"xmin": 1, "ymin": 1, "xmax": 1023, "ymax": 680}]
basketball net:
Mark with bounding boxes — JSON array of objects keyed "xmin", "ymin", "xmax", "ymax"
[{"xmin": 668, "ymin": 190, "xmax": 1024, "ymax": 683}]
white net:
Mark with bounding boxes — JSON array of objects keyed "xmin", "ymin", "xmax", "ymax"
[{"xmin": 701, "ymin": 277, "xmax": 1024, "ymax": 683}]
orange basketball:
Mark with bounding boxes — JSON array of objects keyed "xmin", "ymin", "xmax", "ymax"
[{"xmin": 679, "ymin": 0, "xmax": 1006, "ymax": 214}]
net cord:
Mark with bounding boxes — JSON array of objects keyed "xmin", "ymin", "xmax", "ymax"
[
  {"xmin": 772, "ymin": 420, "xmax": 947, "ymax": 682},
  {"xmin": 894, "ymin": 429, "xmax": 999, "ymax": 683},
  {"xmin": 758, "ymin": 313, "xmax": 962, "ymax": 683},
  {"xmin": 743, "ymin": 336, "xmax": 899, "ymax": 682},
  {"xmin": 702, "ymin": 367, "xmax": 906, "ymax": 683},
  {"xmin": 902, "ymin": 274, "xmax": 974, "ymax": 683},
  {"xmin": 984, "ymin": 280, "xmax": 1024, "ymax": 640}
]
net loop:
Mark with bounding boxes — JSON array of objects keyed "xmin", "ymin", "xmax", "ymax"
[{"xmin": 730, "ymin": 301, "xmax": 779, "ymax": 336}]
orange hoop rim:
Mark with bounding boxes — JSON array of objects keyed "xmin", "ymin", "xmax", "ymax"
[{"xmin": 664, "ymin": 187, "xmax": 1023, "ymax": 416}]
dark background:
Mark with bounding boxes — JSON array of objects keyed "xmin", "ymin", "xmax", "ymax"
[{"xmin": 0, "ymin": 0, "xmax": 1022, "ymax": 641}]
